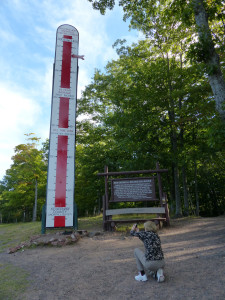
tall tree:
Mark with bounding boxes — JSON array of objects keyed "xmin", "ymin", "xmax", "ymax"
[
  {"xmin": 88, "ymin": 0, "xmax": 225, "ymax": 120},
  {"xmin": 0, "ymin": 134, "xmax": 47, "ymax": 222},
  {"xmin": 78, "ymin": 38, "xmax": 217, "ymax": 216}
]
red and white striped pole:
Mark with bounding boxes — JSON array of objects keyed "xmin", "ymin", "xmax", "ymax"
[{"xmin": 46, "ymin": 24, "xmax": 82, "ymax": 228}]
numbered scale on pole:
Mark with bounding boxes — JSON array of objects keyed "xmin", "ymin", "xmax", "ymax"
[{"xmin": 46, "ymin": 24, "xmax": 79, "ymax": 228}]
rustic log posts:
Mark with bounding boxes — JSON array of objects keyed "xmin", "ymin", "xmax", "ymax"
[{"xmin": 98, "ymin": 163, "xmax": 170, "ymax": 231}]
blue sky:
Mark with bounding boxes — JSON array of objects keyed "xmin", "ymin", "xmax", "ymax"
[{"xmin": 0, "ymin": 0, "xmax": 142, "ymax": 180}]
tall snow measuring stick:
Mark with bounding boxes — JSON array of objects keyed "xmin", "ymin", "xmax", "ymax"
[{"xmin": 46, "ymin": 24, "xmax": 82, "ymax": 228}]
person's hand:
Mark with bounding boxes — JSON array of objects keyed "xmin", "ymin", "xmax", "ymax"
[{"xmin": 131, "ymin": 224, "xmax": 137, "ymax": 231}]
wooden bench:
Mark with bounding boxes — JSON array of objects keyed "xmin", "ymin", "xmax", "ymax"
[
  {"xmin": 105, "ymin": 203, "xmax": 169, "ymax": 230},
  {"xmin": 98, "ymin": 164, "xmax": 170, "ymax": 231}
]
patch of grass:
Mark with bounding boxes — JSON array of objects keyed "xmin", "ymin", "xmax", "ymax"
[
  {"xmin": 0, "ymin": 214, "xmax": 152, "ymax": 250},
  {"xmin": 78, "ymin": 213, "xmax": 159, "ymax": 232},
  {"xmin": 78, "ymin": 214, "xmax": 154, "ymax": 232},
  {"xmin": 115, "ymin": 224, "xmax": 145, "ymax": 233},
  {"xmin": 110, "ymin": 214, "xmax": 156, "ymax": 232},
  {"xmin": 0, "ymin": 216, "xmax": 104, "ymax": 253},
  {"xmin": 0, "ymin": 222, "xmax": 41, "ymax": 253},
  {"xmin": 112, "ymin": 213, "xmax": 158, "ymax": 220},
  {"xmin": 0, "ymin": 263, "xmax": 29, "ymax": 300},
  {"xmin": 78, "ymin": 214, "xmax": 103, "ymax": 231},
  {"xmin": 0, "ymin": 214, "xmax": 151, "ymax": 252}
]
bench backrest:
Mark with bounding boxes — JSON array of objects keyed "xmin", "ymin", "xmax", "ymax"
[{"xmin": 105, "ymin": 207, "xmax": 166, "ymax": 216}]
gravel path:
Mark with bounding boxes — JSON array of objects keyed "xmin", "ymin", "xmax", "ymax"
[{"xmin": 2, "ymin": 216, "xmax": 225, "ymax": 300}]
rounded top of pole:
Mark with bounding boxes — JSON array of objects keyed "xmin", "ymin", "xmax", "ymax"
[{"xmin": 56, "ymin": 24, "xmax": 79, "ymax": 37}]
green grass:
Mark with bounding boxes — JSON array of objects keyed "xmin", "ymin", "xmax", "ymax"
[
  {"xmin": 111, "ymin": 215, "xmax": 148, "ymax": 232},
  {"xmin": 0, "ymin": 214, "xmax": 156, "ymax": 253},
  {"xmin": 0, "ymin": 218, "xmax": 101, "ymax": 253},
  {"xmin": 0, "ymin": 263, "xmax": 29, "ymax": 300},
  {"xmin": 0, "ymin": 223, "xmax": 38, "ymax": 299},
  {"xmin": 78, "ymin": 214, "xmax": 103, "ymax": 231},
  {"xmin": 112, "ymin": 213, "xmax": 157, "ymax": 220},
  {"xmin": 0, "ymin": 222, "xmax": 41, "ymax": 253},
  {"xmin": 79, "ymin": 213, "xmax": 157, "ymax": 232},
  {"xmin": 78, "ymin": 213, "xmax": 153, "ymax": 232},
  {"xmin": 0, "ymin": 215, "xmax": 105, "ymax": 253},
  {"xmin": 109, "ymin": 213, "xmax": 156, "ymax": 232},
  {"xmin": 0, "ymin": 214, "xmax": 151, "ymax": 253}
]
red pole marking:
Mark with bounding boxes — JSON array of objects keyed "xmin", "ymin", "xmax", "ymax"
[
  {"xmin": 64, "ymin": 35, "xmax": 72, "ymax": 39},
  {"xmin": 61, "ymin": 35, "xmax": 72, "ymax": 88},
  {"xmin": 55, "ymin": 135, "xmax": 68, "ymax": 207},
  {"xmin": 58, "ymin": 97, "xmax": 69, "ymax": 128},
  {"xmin": 54, "ymin": 216, "xmax": 65, "ymax": 227}
]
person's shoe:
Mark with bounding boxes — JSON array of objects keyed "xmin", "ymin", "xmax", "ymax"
[
  {"xmin": 156, "ymin": 268, "xmax": 165, "ymax": 283},
  {"xmin": 135, "ymin": 272, "xmax": 148, "ymax": 282}
]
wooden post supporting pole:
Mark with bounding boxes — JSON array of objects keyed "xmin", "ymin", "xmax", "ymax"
[
  {"xmin": 41, "ymin": 204, "xmax": 46, "ymax": 234},
  {"xmin": 73, "ymin": 202, "xmax": 78, "ymax": 230}
]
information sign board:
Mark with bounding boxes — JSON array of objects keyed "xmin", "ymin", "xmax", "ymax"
[{"xmin": 111, "ymin": 177, "xmax": 157, "ymax": 202}]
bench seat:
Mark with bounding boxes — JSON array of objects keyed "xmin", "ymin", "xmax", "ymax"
[
  {"xmin": 105, "ymin": 207, "xmax": 166, "ymax": 216},
  {"xmin": 105, "ymin": 207, "xmax": 168, "ymax": 229}
]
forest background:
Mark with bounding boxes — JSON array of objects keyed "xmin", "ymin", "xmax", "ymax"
[{"xmin": 0, "ymin": 0, "xmax": 225, "ymax": 223}]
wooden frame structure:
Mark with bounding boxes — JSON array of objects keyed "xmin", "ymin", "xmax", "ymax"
[{"xmin": 98, "ymin": 163, "xmax": 170, "ymax": 231}]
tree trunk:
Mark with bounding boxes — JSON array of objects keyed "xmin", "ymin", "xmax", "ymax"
[
  {"xmin": 169, "ymin": 166, "xmax": 175, "ymax": 214},
  {"xmin": 33, "ymin": 177, "xmax": 38, "ymax": 222},
  {"xmin": 179, "ymin": 49, "xmax": 189, "ymax": 216},
  {"xmin": 171, "ymin": 129, "xmax": 182, "ymax": 217},
  {"xmin": 166, "ymin": 56, "xmax": 182, "ymax": 217},
  {"xmin": 174, "ymin": 163, "xmax": 182, "ymax": 217},
  {"xmin": 194, "ymin": 158, "xmax": 199, "ymax": 216},
  {"xmin": 192, "ymin": 0, "xmax": 225, "ymax": 120},
  {"xmin": 182, "ymin": 165, "xmax": 189, "ymax": 216},
  {"xmin": 179, "ymin": 125, "xmax": 189, "ymax": 216}
]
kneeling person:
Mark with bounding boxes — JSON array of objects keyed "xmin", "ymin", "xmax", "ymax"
[{"xmin": 130, "ymin": 221, "xmax": 165, "ymax": 282}]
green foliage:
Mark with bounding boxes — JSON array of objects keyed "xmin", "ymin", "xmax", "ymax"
[
  {"xmin": 88, "ymin": 0, "xmax": 225, "ymax": 120},
  {"xmin": 0, "ymin": 134, "xmax": 47, "ymax": 223},
  {"xmin": 88, "ymin": 0, "xmax": 115, "ymax": 14},
  {"xmin": 77, "ymin": 36, "xmax": 225, "ymax": 217}
]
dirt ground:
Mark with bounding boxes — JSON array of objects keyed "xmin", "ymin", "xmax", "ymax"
[{"xmin": 2, "ymin": 216, "xmax": 225, "ymax": 300}]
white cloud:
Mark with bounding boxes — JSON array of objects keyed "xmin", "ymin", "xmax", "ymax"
[
  {"xmin": 0, "ymin": 84, "xmax": 41, "ymax": 179},
  {"xmin": 0, "ymin": 85, "xmax": 41, "ymax": 130}
]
